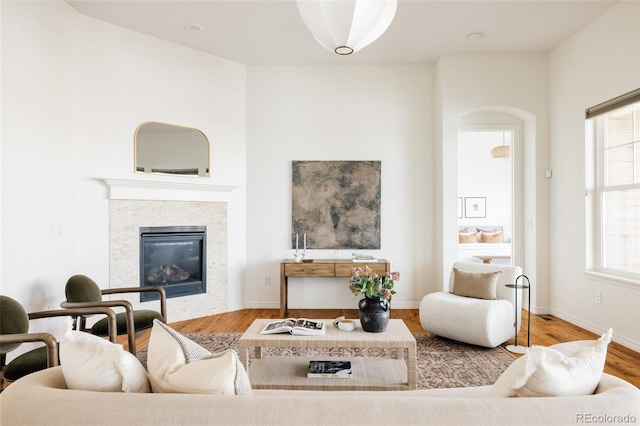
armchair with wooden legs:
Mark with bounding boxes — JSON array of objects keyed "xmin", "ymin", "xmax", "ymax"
[
  {"xmin": 0, "ymin": 295, "xmax": 117, "ymax": 387},
  {"xmin": 60, "ymin": 274, "xmax": 167, "ymax": 355}
]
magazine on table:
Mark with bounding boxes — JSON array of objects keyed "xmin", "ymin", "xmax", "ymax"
[
  {"xmin": 260, "ymin": 318, "xmax": 325, "ymax": 336},
  {"xmin": 307, "ymin": 360, "xmax": 352, "ymax": 378}
]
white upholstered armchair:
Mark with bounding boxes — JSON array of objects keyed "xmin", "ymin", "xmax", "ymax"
[{"xmin": 419, "ymin": 262, "xmax": 523, "ymax": 348}]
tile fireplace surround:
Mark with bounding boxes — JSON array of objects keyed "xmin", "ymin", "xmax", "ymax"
[{"xmin": 105, "ymin": 179, "xmax": 234, "ymax": 322}]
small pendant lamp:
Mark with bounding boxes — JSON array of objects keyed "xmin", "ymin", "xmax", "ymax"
[
  {"xmin": 296, "ymin": 0, "xmax": 398, "ymax": 55},
  {"xmin": 491, "ymin": 131, "xmax": 511, "ymax": 159}
]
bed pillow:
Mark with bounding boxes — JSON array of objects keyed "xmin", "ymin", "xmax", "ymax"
[
  {"xmin": 489, "ymin": 328, "xmax": 612, "ymax": 397},
  {"xmin": 451, "ymin": 268, "xmax": 501, "ymax": 300},
  {"xmin": 59, "ymin": 321, "xmax": 150, "ymax": 393},
  {"xmin": 146, "ymin": 320, "xmax": 252, "ymax": 395},
  {"xmin": 458, "ymin": 232, "xmax": 478, "ymax": 243},
  {"xmin": 476, "ymin": 226, "xmax": 501, "ymax": 233},
  {"xmin": 480, "ymin": 231, "xmax": 504, "ymax": 243}
]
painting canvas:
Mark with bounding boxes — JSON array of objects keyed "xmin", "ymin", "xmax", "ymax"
[{"xmin": 292, "ymin": 161, "xmax": 381, "ymax": 249}]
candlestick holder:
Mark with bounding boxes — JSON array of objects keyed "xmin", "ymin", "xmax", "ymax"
[{"xmin": 293, "ymin": 232, "xmax": 302, "ymax": 262}]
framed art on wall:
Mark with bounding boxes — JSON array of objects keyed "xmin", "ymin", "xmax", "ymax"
[
  {"xmin": 464, "ymin": 197, "xmax": 486, "ymax": 218},
  {"xmin": 292, "ymin": 160, "xmax": 381, "ymax": 249}
]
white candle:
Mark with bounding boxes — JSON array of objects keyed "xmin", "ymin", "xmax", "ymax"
[
  {"xmin": 303, "ymin": 233, "xmax": 307, "ymax": 251},
  {"xmin": 295, "ymin": 233, "xmax": 299, "ymax": 250}
]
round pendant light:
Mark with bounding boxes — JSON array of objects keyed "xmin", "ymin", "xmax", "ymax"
[{"xmin": 296, "ymin": 0, "xmax": 398, "ymax": 55}]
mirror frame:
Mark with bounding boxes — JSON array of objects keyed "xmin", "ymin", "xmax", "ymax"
[{"xmin": 134, "ymin": 121, "xmax": 210, "ymax": 177}]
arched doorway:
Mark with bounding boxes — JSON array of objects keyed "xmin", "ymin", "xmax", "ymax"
[{"xmin": 457, "ymin": 111, "xmax": 524, "ymax": 268}]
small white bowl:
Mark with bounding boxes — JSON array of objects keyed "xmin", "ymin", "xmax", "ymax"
[{"xmin": 338, "ymin": 320, "xmax": 356, "ymax": 332}]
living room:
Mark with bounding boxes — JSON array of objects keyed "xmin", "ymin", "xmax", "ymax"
[{"xmin": 1, "ymin": 0, "xmax": 639, "ymax": 370}]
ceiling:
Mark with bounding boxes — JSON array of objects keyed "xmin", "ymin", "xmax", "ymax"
[{"xmin": 66, "ymin": 0, "xmax": 617, "ymax": 66}]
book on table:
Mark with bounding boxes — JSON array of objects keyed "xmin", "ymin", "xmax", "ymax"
[
  {"xmin": 352, "ymin": 252, "xmax": 377, "ymax": 262},
  {"xmin": 307, "ymin": 360, "xmax": 352, "ymax": 378},
  {"xmin": 260, "ymin": 318, "xmax": 325, "ymax": 336}
]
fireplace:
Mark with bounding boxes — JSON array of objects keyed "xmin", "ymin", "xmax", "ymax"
[{"xmin": 139, "ymin": 226, "xmax": 206, "ymax": 301}]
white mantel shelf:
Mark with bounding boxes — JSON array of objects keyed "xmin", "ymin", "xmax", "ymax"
[{"xmin": 101, "ymin": 178, "xmax": 239, "ymax": 202}]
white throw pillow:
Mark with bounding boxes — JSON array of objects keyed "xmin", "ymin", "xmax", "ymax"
[
  {"xmin": 489, "ymin": 328, "xmax": 612, "ymax": 397},
  {"xmin": 59, "ymin": 321, "xmax": 150, "ymax": 393},
  {"xmin": 146, "ymin": 319, "xmax": 252, "ymax": 395}
]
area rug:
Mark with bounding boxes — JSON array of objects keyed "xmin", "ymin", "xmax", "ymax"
[{"xmin": 137, "ymin": 332, "xmax": 515, "ymax": 389}]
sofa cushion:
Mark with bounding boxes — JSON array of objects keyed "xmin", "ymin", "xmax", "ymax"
[
  {"xmin": 59, "ymin": 322, "xmax": 150, "ymax": 393},
  {"xmin": 91, "ymin": 310, "xmax": 162, "ymax": 337},
  {"xmin": 451, "ymin": 268, "xmax": 501, "ymax": 300},
  {"xmin": 147, "ymin": 320, "xmax": 252, "ymax": 395},
  {"xmin": 3, "ymin": 346, "xmax": 54, "ymax": 382},
  {"xmin": 489, "ymin": 328, "xmax": 612, "ymax": 397}
]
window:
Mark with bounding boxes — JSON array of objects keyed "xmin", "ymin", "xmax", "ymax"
[{"xmin": 586, "ymin": 89, "xmax": 640, "ymax": 280}]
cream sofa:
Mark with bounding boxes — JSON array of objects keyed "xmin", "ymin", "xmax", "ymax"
[{"xmin": 1, "ymin": 367, "xmax": 638, "ymax": 426}]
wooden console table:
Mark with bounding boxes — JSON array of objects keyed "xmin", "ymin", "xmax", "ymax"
[{"xmin": 279, "ymin": 259, "xmax": 390, "ymax": 316}]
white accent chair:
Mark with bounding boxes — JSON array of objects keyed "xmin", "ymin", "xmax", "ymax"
[{"xmin": 419, "ymin": 262, "xmax": 523, "ymax": 348}]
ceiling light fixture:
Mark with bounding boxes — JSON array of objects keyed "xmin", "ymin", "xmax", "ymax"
[
  {"xmin": 491, "ymin": 132, "xmax": 511, "ymax": 159},
  {"xmin": 296, "ymin": 0, "xmax": 398, "ymax": 55},
  {"xmin": 184, "ymin": 23, "xmax": 204, "ymax": 32},
  {"xmin": 467, "ymin": 32, "xmax": 483, "ymax": 41}
]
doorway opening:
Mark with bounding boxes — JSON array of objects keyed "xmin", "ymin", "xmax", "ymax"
[{"xmin": 457, "ymin": 126, "xmax": 518, "ymax": 265}]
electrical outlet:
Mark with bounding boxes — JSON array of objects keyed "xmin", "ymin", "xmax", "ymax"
[
  {"xmin": 49, "ymin": 223, "xmax": 61, "ymax": 237},
  {"xmin": 264, "ymin": 276, "xmax": 271, "ymax": 286},
  {"xmin": 595, "ymin": 292, "xmax": 602, "ymax": 304}
]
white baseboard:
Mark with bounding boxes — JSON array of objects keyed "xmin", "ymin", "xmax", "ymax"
[
  {"xmin": 243, "ymin": 301, "xmax": 279, "ymax": 309},
  {"xmin": 549, "ymin": 308, "xmax": 640, "ymax": 353}
]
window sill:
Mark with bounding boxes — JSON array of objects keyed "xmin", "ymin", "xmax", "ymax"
[{"xmin": 584, "ymin": 271, "xmax": 640, "ymax": 290}]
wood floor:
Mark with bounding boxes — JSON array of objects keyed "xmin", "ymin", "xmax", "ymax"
[{"xmin": 131, "ymin": 308, "xmax": 640, "ymax": 388}]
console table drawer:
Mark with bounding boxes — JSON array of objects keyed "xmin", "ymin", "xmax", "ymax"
[
  {"xmin": 335, "ymin": 262, "xmax": 388, "ymax": 277},
  {"xmin": 285, "ymin": 263, "xmax": 335, "ymax": 277}
]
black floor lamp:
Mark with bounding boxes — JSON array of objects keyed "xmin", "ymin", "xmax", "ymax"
[{"xmin": 505, "ymin": 274, "xmax": 531, "ymax": 354}]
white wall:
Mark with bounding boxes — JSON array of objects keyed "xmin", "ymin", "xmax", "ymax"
[
  {"xmin": 245, "ymin": 65, "xmax": 435, "ymax": 309},
  {"xmin": 0, "ymin": 1, "xmax": 248, "ymax": 344},
  {"xmin": 548, "ymin": 1, "xmax": 640, "ymax": 350}
]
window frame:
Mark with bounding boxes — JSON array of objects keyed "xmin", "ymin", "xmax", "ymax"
[{"xmin": 586, "ymin": 89, "xmax": 640, "ymax": 282}]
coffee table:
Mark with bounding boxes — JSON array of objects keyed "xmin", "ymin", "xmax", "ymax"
[{"xmin": 238, "ymin": 319, "xmax": 417, "ymax": 391}]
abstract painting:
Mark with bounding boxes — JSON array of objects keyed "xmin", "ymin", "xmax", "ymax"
[{"xmin": 292, "ymin": 161, "xmax": 381, "ymax": 249}]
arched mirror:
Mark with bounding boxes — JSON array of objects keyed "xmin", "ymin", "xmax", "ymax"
[{"xmin": 135, "ymin": 122, "xmax": 210, "ymax": 177}]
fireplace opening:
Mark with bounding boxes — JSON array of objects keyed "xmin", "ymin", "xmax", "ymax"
[{"xmin": 139, "ymin": 226, "xmax": 206, "ymax": 301}]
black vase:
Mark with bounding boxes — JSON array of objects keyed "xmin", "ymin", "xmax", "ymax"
[{"xmin": 358, "ymin": 297, "xmax": 390, "ymax": 333}]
